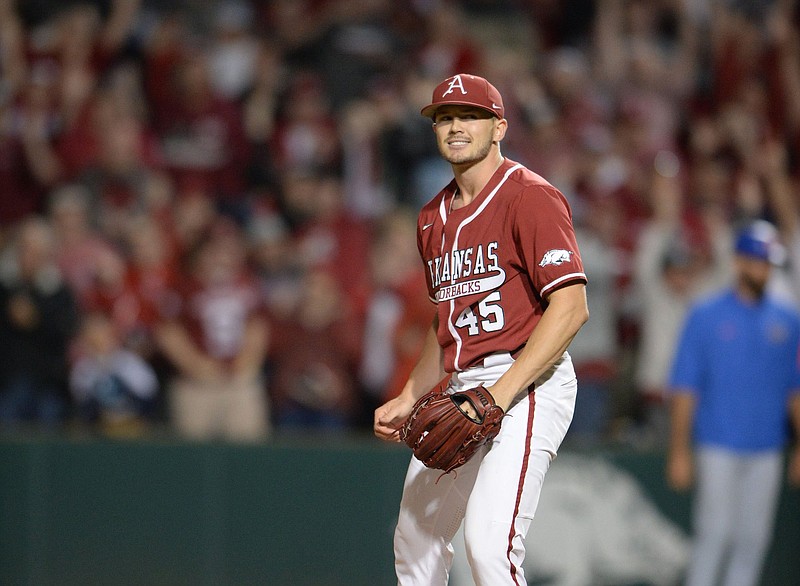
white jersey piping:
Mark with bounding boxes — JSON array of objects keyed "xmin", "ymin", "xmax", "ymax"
[
  {"xmin": 446, "ymin": 163, "xmax": 523, "ymax": 371},
  {"xmin": 540, "ymin": 272, "xmax": 587, "ymax": 297}
]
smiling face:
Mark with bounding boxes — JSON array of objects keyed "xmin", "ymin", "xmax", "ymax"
[{"xmin": 432, "ymin": 105, "xmax": 506, "ymax": 168}]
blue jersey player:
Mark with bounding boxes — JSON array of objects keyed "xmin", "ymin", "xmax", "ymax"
[{"xmin": 667, "ymin": 220, "xmax": 800, "ymax": 586}]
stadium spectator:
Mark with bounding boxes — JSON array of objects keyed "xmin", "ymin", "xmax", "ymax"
[
  {"xmin": 69, "ymin": 310, "xmax": 158, "ymax": 436},
  {"xmin": 268, "ymin": 267, "xmax": 361, "ymax": 430},
  {"xmin": 78, "ymin": 113, "xmax": 164, "ymax": 243},
  {"xmin": 48, "ymin": 183, "xmax": 117, "ymax": 301},
  {"xmin": 339, "ymin": 96, "xmax": 394, "ymax": 219},
  {"xmin": 0, "ymin": 217, "xmax": 79, "ymax": 427},
  {"xmin": 0, "ymin": 63, "xmax": 63, "ymax": 226},
  {"xmin": 155, "ymin": 219, "xmax": 270, "ymax": 441},
  {"xmin": 207, "ymin": 1, "xmax": 261, "ymax": 101},
  {"xmin": 270, "ymin": 71, "xmax": 341, "ymax": 174},
  {"xmin": 122, "ymin": 215, "xmax": 180, "ymax": 358},
  {"xmin": 150, "ymin": 49, "xmax": 251, "ymax": 205},
  {"xmin": 282, "ymin": 168, "xmax": 372, "ymax": 299},
  {"xmin": 80, "ymin": 245, "xmax": 141, "ymax": 347},
  {"xmin": 247, "ymin": 208, "xmax": 301, "ymax": 321}
]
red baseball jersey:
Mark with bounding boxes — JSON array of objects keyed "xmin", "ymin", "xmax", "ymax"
[
  {"xmin": 417, "ymin": 158, "xmax": 586, "ymax": 372},
  {"xmin": 166, "ymin": 275, "xmax": 264, "ymax": 364}
]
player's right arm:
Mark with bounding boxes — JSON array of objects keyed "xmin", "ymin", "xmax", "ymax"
[
  {"xmin": 667, "ymin": 389, "xmax": 696, "ymax": 491},
  {"xmin": 665, "ymin": 304, "xmax": 704, "ymax": 491},
  {"xmin": 374, "ymin": 314, "xmax": 446, "ymax": 442}
]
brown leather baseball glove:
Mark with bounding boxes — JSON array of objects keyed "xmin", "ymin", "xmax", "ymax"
[{"xmin": 400, "ymin": 381, "xmax": 505, "ymax": 474}]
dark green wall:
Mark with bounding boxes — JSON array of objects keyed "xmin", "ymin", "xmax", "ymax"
[{"xmin": 1, "ymin": 434, "xmax": 798, "ymax": 586}]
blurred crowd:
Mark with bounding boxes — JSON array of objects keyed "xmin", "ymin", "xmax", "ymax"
[{"xmin": 2, "ymin": 0, "xmax": 800, "ymax": 444}]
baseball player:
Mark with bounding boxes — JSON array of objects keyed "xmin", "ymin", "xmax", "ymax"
[
  {"xmin": 374, "ymin": 74, "xmax": 589, "ymax": 585},
  {"xmin": 667, "ymin": 220, "xmax": 800, "ymax": 586}
]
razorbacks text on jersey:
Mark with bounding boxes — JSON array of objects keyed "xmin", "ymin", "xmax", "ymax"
[{"xmin": 417, "ymin": 158, "xmax": 587, "ymax": 372}]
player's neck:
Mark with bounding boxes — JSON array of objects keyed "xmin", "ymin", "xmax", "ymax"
[{"xmin": 451, "ymin": 150, "xmax": 504, "ymax": 209}]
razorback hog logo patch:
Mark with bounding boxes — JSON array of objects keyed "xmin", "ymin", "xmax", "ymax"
[{"xmin": 539, "ymin": 249, "xmax": 574, "ymax": 267}]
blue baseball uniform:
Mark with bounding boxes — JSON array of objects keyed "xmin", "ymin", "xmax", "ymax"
[
  {"xmin": 669, "ymin": 287, "xmax": 800, "ymax": 586},
  {"xmin": 669, "ymin": 288, "xmax": 800, "ymax": 451}
]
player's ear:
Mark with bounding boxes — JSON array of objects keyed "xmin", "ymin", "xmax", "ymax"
[{"xmin": 493, "ymin": 118, "xmax": 508, "ymax": 142}]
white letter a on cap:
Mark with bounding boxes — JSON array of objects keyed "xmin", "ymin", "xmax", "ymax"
[{"xmin": 442, "ymin": 75, "xmax": 467, "ymax": 97}]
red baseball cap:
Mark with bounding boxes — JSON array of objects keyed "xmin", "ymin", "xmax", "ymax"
[{"xmin": 421, "ymin": 74, "xmax": 505, "ymax": 120}]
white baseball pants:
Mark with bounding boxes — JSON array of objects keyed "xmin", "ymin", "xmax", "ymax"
[
  {"xmin": 685, "ymin": 446, "xmax": 783, "ymax": 586},
  {"xmin": 393, "ymin": 352, "xmax": 577, "ymax": 586}
]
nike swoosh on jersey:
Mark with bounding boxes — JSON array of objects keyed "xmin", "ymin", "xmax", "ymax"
[{"xmin": 422, "ymin": 222, "xmax": 435, "ymax": 231}]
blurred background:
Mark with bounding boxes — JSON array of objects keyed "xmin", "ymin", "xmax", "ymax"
[{"xmin": 0, "ymin": 0, "xmax": 798, "ymax": 584}]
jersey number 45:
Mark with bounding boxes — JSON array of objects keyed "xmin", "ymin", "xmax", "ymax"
[{"xmin": 454, "ymin": 291, "xmax": 505, "ymax": 336}]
